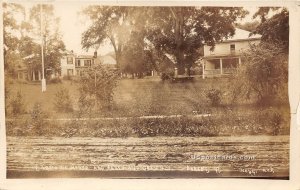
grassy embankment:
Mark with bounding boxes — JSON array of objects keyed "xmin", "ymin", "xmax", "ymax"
[{"xmin": 5, "ymin": 77, "xmax": 290, "ymax": 137}]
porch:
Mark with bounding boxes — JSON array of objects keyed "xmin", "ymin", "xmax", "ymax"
[{"xmin": 202, "ymin": 56, "xmax": 241, "ymax": 78}]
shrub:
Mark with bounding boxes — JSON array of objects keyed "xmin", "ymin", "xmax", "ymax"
[
  {"xmin": 49, "ymin": 77, "xmax": 62, "ymax": 84},
  {"xmin": 9, "ymin": 91, "xmax": 26, "ymax": 116},
  {"xmin": 255, "ymin": 108, "xmax": 284, "ymax": 135},
  {"xmin": 54, "ymin": 87, "xmax": 73, "ymax": 112},
  {"xmin": 29, "ymin": 102, "xmax": 48, "ymax": 135},
  {"xmin": 230, "ymin": 42, "xmax": 288, "ymax": 106},
  {"xmin": 78, "ymin": 64, "xmax": 118, "ymax": 113},
  {"xmin": 63, "ymin": 75, "xmax": 73, "ymax": 80},
  {"xmin": 206, "ymin": 89, "xmax": 222, "ymax": 106}
]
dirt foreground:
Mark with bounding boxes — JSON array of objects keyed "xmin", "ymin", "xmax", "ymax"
[{"xmin": 6, "ymin": 135, "xmax": 289, "ymax": 179}]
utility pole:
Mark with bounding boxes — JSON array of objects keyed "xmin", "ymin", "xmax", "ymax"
[{"xmin": 40, "ymin": 4, "xmax": 46, "ymax": 92}]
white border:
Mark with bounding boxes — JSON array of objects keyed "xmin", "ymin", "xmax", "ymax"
[{"xmin": 1, "ymin": 1, "xmax": 300, "ymax": 190}]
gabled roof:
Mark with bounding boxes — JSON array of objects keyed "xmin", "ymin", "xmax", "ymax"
[{"xmin": 222, "ymin": 28, "xmax": 261, "ymax": 43}]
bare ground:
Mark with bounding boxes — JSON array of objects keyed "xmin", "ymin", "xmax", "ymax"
[{"xmin": 7, "ymin": 135, "xmax": 289, "ymax": 178}]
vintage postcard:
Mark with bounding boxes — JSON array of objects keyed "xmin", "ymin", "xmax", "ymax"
[{"xmin": 0, "ymin": 0, "xmax": 300, "ymax": 189}]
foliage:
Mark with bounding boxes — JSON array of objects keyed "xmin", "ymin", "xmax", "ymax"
[
  {"xmin": 146, "ymin": 7, "xmax": 248, "ymax": 74},
  {"xmin": 235, "ymin": 21, "xmax": 260, "ymax": 32},
  {"xmin": 54, "ymin": 87, "xmax": 73, "ymax": 112},
  {"xmin": 252, "ymin": 7, "xmax": 289, "ymax": 51},
  {"xmin": 9, "ymin": 91, "xmax": 27, "ymax": 116},
  {"xmin": 81, "ymin": 6, "xmax": 247, "ymax": 74},
  {"xmin": 26, "ymin": 4, "xmax": 66, "ymax": 76},
  {"xmin": 29, "ymin": 102, "xmax": 48, "ymax": 135},
  {"xmin": 7, "ymin": 106, "xmax": 289, "ymax": 137},
  {"xmin": 206, "ymin": 89, "xmax": 222, "ymax": 106},
  {"xmin": 3, "ymin": 3, "xmax": 65, "ymax": 80},
  {"xmin": 120, "ymin": 32, "xmax": 152, "ymax": 77},
  {"xmin": 81, "ymin": 6, "xmax": 131, "ymax": 67},
  {"xmin": 78, "ymin": 64, "xmax": 118, "ymax": 113},
  {"xmin": 230, "ymin": 42, "xmax": 288, "ymax": 106},
  {"xmin": 3, "ymin": 3, "xmax": 25, "ymax": 77},
  {"xmin": 48, "ymin": 77, "xmax": 62, "ymax": 84}
]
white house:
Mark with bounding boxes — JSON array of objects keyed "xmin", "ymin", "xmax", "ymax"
[
  {"xmin": 60, "ymin": 51, "xmax": 116, "ymax": 77},
  {"xmin": 60, "ymin": 51, "xmax": 76, "ymax": 77},
  {"xmin": 202, "ymin": 28, "xmax": 261, "ymax": 78}
]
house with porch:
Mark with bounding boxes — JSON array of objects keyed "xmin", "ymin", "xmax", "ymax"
[{"xmin": 202, "ymin": 28, "xmax": 261, "ymax": 78}]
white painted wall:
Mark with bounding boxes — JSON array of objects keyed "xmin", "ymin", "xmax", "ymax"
[
  {"xmin": 61, "ymin": 55, "xmax": 75, "ymax": 76},
  {"xmin": 204, "ymin": 39, "xmax": 260, "ymax": 57}
]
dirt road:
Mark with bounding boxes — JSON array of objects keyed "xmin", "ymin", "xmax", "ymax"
[{"xmin": 7, "ymin": 135, "xmax": 289, "ymax": 178}]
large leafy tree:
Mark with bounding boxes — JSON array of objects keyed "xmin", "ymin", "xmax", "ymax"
[
  {"xmin": 252, "ymin": 7, "xmax": 289, "ymax": 50},
  {"xmin": 81, "ymin": 6, "xmax": 131, "ymax": 68},
  {"xmin": 81, "ymin": 6, "xmax": 247, "ymax": 74},
  {"xmin": 146, "ymin": 7, "xmax": 248, "ymax": 74},
  {"xmin": 3, "ymin": 3, "xmax": 26, "ymax": 76},
  {"xmin": 28, "ymin": 4, "xmax": 65, "ymax": 76},
  {"xmin": 230, "ymin": 7, "xmax": 289, "ymax": 106}
]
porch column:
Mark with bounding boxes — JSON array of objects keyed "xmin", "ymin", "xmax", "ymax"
[
  {"xmin": 220, "ymin": 58, "xmax": 223, "ymax": 75},
  {"xmin": 238, "ymin": 57, "xmax": 241, "ymax": 65},
  {"xmin": 38, "ymin": 70, "xmax": 41, "ymax": 80},
  {"xmin": 202, "ymin": 60, "xmax": 205, "ymax": 79},
  {"xmin": 32, "ymin": 71, "xmax": 35, "ymax": 81}
]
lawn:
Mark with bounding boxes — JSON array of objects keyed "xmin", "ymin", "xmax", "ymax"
[
  {"xmin": 6, "ymin": 76, "xmax": 249, "ymax": 117},
  {"xmin": 5, "ymin": 76, "xmax": 290, "ymax": 137}
]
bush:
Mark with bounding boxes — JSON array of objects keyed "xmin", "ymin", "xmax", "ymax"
[
  {"xmin": 78, "ymin": 64, "xmax": 118, "ymax": 113},
  {"xmin": 206, "ymin": 89, "xmax": 222, "ymax": 106},
  {"xmin": 29, "ymin": 102, "xmax": 48, "ymax": 135},
  {"xmin": 9, "ymin": 91, "xmax": 26, "ymax": 116},
  {"xmin": 255, "ymin": 108, "xmax": 284, "ymax": 135},
  {"xmin": 54, "ymin": 87, "xmax": 73, "ymax": 112},
  {"xmin": 230, "ymin": 42, "xmax": 288, "ymax": 105},
  {"xmin": 49, "ymin": 77, "xmax": 62, "ymax": 84},
  {"xmin": 63, "ymin": 75, "xmax": 73, "ymax": 80}
]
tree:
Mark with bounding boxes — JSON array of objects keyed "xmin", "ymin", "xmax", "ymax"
[
  {"xmin": 28, "ymin": 4, "xmax": 65, "ymax": 77},
  {"xmin": 146, "ymin": 7, "xmax": 248, "ymax": 74},
  {"xmin": 231, "ymin": 42, "xmax": 288, "ymax": 105},
  {"xmin": 230, "ymin": 7, "xmax": 289, "ymax": 105},
  {"xmin": 81, "ymin": 6, "xmax": 131, "ymax": 68},
  {"xmin": 252, "ymin": 7, "xmax": 289, "ymax": 51},
  {"xmin": 78, "ymin": 64, "xmax": 118, "ymax": 114},
  {"xmin": 81, "ymin": 6, "xmax": 247, "ymax": 74},
  {"xmin": 3, "ymin": 3, "xmax": 26, "ymax": 76}
]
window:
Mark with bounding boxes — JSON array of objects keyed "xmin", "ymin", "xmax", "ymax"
[
  {"xmin": 67, "ymin": 69, "xmax": 73, "ymax": 76},
  {"xmin": 230, "ymin": 44, "xmax": 235, "ymax": 52},
  {"xmin": 67, "ymin": 57, "xmax": 73, "ymax": 64},
  {"xmin": 84, "ymin": 60, "xmax": 91, "ymax": 67},
  {"xmin": 75, "ymin": 59, "xmax": 81, "ymax": 67}
]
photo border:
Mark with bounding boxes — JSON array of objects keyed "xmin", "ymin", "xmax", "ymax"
[{"xmin": 0, "ymin": 0, "xmax": 299, "ymax": 189}]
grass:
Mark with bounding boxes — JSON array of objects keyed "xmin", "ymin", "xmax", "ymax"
[
  {"xmin": 5, "ymin": 77, "xmax": 290, "ymax": 137},
  {"xmin": 6, "ymin": 77, "xmax": 237, "ymax": 117}
]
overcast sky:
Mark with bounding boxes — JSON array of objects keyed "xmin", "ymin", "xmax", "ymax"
[{"xmin": 23, "ymin": 2, "xmax": 261, "ymax": 56}]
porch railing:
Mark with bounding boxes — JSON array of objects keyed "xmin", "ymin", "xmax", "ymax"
[{"xmin": 204, "ymin": 68, "xmax": 237, "ymax": 76}]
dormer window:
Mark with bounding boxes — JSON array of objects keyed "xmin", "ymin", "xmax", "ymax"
[{"xmin": 230, "ymin": 44, "xmax": 235, "ymax": 52}]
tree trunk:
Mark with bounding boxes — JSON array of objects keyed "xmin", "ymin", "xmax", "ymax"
[{"xmin": 173, "ymin": 7, "xmax": 185, "ymax": 75}]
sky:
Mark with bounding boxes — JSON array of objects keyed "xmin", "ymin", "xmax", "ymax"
[{"xmin": 20, "ymin": 2, "xmax": 262, "ymax": 56}]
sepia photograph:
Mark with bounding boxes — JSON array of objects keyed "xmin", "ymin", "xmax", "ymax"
[{"xmin": 2, "ymin": 1, "xmax": 291, "ymax": 180}]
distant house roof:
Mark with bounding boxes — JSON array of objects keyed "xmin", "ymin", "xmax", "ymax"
[
  {"xmin": 99, "ymin": 55, "xmax": 116, "ymax": 65},
  {"xmin": 221, "ymin": 28, "xmax": 261, "ymax": 43},
  {"xmin": 76, "ymin": 55, "xmax": 94, "ymax": 59}
]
